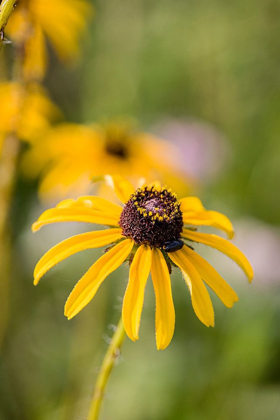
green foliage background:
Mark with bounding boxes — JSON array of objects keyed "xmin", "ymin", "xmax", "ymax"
[{"xmin": 1, "ymin": 0, "xmax": 280, "ymax": 419}]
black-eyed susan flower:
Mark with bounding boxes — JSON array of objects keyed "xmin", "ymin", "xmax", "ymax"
[
  {"xmin": 0, "ymin": 82, "xmax": 59, "ymax": 152},
  {"xmin": 22, "ymin": 122, "xmax": 190, "ymax": 201},
  {"xmin": 32, "ymin": 175, "xmax": 253, "ymax": 350},
  {"xmin": 6, "ymin": 0, "xmax": 92, "ymax": 81}
]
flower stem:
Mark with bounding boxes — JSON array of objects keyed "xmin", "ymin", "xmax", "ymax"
[{"xmin": 87, "ymin": 317, "xmax": 126, "ymax": 420}]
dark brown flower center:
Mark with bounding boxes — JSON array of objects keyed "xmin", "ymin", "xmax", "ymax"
[
  {"xmin": 104, "ymin": 124, "xmax": 131, "ymax": 159},
  {"xmin": 119, "ymin": 186, "xmax": 183, "ymax": 248},
  {"xmin": 105, "ymin": 141, "xmax": 128, "ymax": 159}
]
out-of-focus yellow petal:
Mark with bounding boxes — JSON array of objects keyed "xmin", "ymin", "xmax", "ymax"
[
  {"xmin": 32, "ymin": 196, "xmax": 122, "ymax": 231},
  {"xmin": 93, "ymin": 175, "xmax": 135, "ymax": 204},
  {"xmin": 169, "ymin": 248, "xmax": 214, "ymax": 327},
  {"xmin": 0, "ymin": 82, "xmax": 60, "ymax": 142},
  {"xmin": 179, "ymin": 197, "xmax": 204, "ymax": 212},
  {"xmin": 183, "ymin": 210, "xmax": 234, "ymax": 239},
  {"xmin": 23, "ymin": 25, "xmax": 47, "ymax": 81},
  {"xmin": 19, "ymin": 86, "xmax": 61, "ymax": 141},
  {"xmin": 5, "ymin": 8, "xmax": 30, "ymax": 42},
  {"xmin": 122, "ymin": 245, "xmax": 152, "ymax": 341},
  {"xmin": 181, "ymin": 246, "xmax": 239, "ymax": 308},
  {"xmin": 31, "ymin": 0, "xmax": 93, "ymax": 60},
  {"xmin": 151, "ymin": 249, "xmax": 175, "ymax": 350},
  {"xmin": 34, "ymin": 228, "xmax": 123, "ymax": 285},
  {"xmin": 65, "ymin": 239, "xmax": 134, "ymax": 319},
  {"xmin": 182, "ymin": 230, "xmax": 254, "ymax": 282}
]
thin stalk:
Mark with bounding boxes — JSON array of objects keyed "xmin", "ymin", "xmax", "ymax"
[
  {"xmin": 0, "ymin": 133, "xmax": 20, "ymax": 347},
  {"xmin": 87, "ymin": 317, "xmax": 126, "ymax": 420},
  {"xmin": 0, "ymin": 0, "xmax": 24, "ymax": 347}
]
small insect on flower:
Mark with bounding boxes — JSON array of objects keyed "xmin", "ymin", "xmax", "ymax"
[
  {"xmin": 32, "ymin": 175, "xmax": 254, "ymax": 350},
  {"xmin": 162, "ymin": 240, "xmax": 184, "ymax": 253}
]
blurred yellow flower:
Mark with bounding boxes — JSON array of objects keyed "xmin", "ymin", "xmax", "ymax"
[
  {"xmin": 22, "ymin": 121, "xmax": 190, "ymax": 201},
  {"xmin": 6, "ymin": 0, "xmax": 93, "ymax": 80},
  {"xmin": 0, "ymin": 82, "xmax": 59, "ymax": 151},
  {"xmin": 33, "ymin": 175, "xmax": 253, "ymax": 350}
]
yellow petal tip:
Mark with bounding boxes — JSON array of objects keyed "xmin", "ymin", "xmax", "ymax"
[
  {"xmin": 31, "ymin": 222, "xmax": 39, "ymax": 232},
  {"xmin": 228, "ymin": 231, "xmax": 235, "ymax": 240},
  {"xmin": 65, "ymin": 311, "xmax": 73, "ymax": 320},
  {"xmin": 156, "ymin": 343, "xmax": 169, "ymax": 351},
  {"xmin": 64, "ymin": 306, "xmax": 77, "ymax": 320},
  {"xmin": 248, "ymin": 268, "xmax": 254, "ymax": 283}
]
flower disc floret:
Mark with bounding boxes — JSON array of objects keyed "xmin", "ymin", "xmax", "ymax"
[{"xmin": 119, "ymin": 186, "xmax": 183, "ymax": 248}]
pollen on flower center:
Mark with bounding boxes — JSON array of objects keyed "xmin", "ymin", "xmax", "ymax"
[{"xmin": 119, "ymin": 186, "xmax": 183, "ymax": 248}]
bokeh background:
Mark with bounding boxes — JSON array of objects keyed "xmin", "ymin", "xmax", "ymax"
[{"xmin": 1, "ymin": 0, "xmax": 280, "ymax": 419}]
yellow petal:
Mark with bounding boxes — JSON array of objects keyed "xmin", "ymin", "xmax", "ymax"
[
  {"xmin": 32, "ymin": 196, "xmax": 122, "ymax": 232},
  {"xmin": 32, "ymin": 0, "xmax": 93, "ymax": 60},
  {"xmin": 23, "ymin": 24, "xmax": 47, "ymax": 81},
  {"xmin": 122, "ymin": 245, "xmax": 152, "ymax": 341},
  {"xmin": 65, "ymin": 239, "xmax": 134, "ymax": 319},
  {"xmin": 182, "ymin": 230, "xmax": 253, "ymax": 282},
  {"xmin": 179, "ymin": 197, "xmax": 204, "ymax": 212},
  {"xmin": 34, "ymin": 228, "xmax": 123, "ymax": 285},
  {"xmin": 183, "ymin": 210, "xmax": 234, "ymax": 239},
  {"xmin": 169, "ymin": 248, "xmax": 214, "ymax": 327},
  {"xmin": 182, "ymin": 246, "xmax": 239, "ymax": 308},
  {"xmin": 93, "ymin": 175, "xmax": 135, "ymax": 204},
  {"xmin": 151, "ymin": 249, "xmax": 175, "ymax": 350},
  {"xmin": 62, "ymin": 196, "xmax": 123, "ymax": 215}
]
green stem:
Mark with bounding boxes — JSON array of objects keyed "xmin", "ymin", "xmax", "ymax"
[{"xmin": 87, "ymin": 317, "xmax": 126, "ymax": 420}]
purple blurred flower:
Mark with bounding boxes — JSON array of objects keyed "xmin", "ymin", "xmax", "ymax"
[
  {"xmin": 233, "ymin": 219, "xmax": 280, "ymax": 287},
  {"xmin": 151, "ymin": 118, "xmax": 230, "ymax": 183},
  {"xmin": 205, "ymin": 218, "xmax": 280, "ymax": 288}
]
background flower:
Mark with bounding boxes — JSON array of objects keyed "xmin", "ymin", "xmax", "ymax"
[
  {"xmin": 21, "ymin": 121, "xmax": 191, "ymax": 202},
  {"xmin": 6, "ymin": 0, "xmax": 93, "ymax": 80},
  {"xmin": 152, "ymin": 118, "xmax": 230, "ymax": 183},
  {"xmin": 0, "ymin": 82, "xmax": 59, "ymax": 152}
]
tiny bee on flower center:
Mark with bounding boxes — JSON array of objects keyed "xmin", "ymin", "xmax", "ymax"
[{"xmin": 162, "ymin": 239, "xmax": 184, "ymax": 253}]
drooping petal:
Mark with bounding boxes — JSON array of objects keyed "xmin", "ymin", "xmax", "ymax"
[
  {"xmin": 181, "ymin": 246, "xmax": 239, "ymax": 308},
  {"xmin": 183, "ymin": 210, "xmax": 234, "ymax": 239},
  {"xmin": 93, "ymin": 175, "xmax": 135, "ymax": 204},
  {"xmin": 32, "ymin": 0, "xmax": 93, "ymax": 60},
  {"xmin": 169, "ymin": 247, "xmax": 214, "ymax": 327},
  {"xmin": 34, "ymin": 228, "xmax": 123, "ymax": 285},
  {"xmin": 32, "ymin": 196, "xmax": 122, "ymax": 231},
  {"xmin": 182, "ymin": 230, "xmax": 253, "ymax": 282},
  {"xmin": 151, "ymin": 249, "xmax": 175, "ymax": 350},
  {"xmin": 65, "ymin": 239, "xmax": 134, "ymax": 319},
  {"xmin": 179, "ymin": 197, "xmax": 204, "ymax": 212},
  {"xmin": 122, "ymin": 245, "xmax": 152, "ymax": 341}
]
